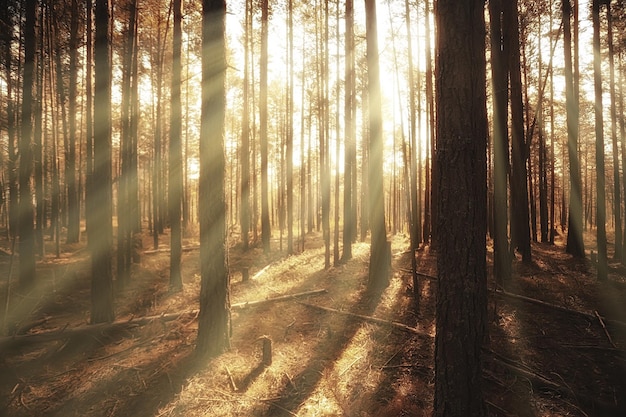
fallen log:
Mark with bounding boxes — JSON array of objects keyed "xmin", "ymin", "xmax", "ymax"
[
  {"xmin": 232, "ymin": 289, "xmax": 327, "ymax": 309},
  {"xmin": 494, "ymin": 289, "xmax": 626, "ymax": 332},
  {"xmin": 485, "ymin": 348, "xmax": 626, "ymax": 416},
  {"xmin": 0, "ymin": 311, "xmax": 196, "ymax": 349},
  {"xmin": 398, "ymin": 268, "xmax": 437, "ymax": 281},
  {"xmin": 0, "ymin": 289, "xmax": 328, "ymax": 349},
  {"xmin": 143, "ymin": 246, "xmax": 199, "ymax": 255},
  {"xmin": 298, "ymin": 302, "xmax": 428, "ymax": 337}
]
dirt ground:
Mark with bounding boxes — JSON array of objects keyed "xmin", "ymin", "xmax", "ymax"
[{"xmin": 0, "ymin": 227, "xmax": 625, "ymax": 417}]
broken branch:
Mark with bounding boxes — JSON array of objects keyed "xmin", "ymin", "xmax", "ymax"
[{"xmin": 298, "ymin": 302, "xmax": 427, "ymax": 336}]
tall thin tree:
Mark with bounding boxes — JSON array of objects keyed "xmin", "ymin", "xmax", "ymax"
[
  {"xmin": 564, "ymin": 0, "xmax": 585, "ymax": 258},
  {"xmin": 169, "ymin": 0, "xmax": 183, "ymax": 291},
  {"xmin": 66, "ymin": 0, "xmax": 80, "ymax": 244},
  {"xmin": 240, "ymin": 0, "xmax": 251, "ymax": 251},
  {"xmin": 505, "ymin": 0, "xmax": 531, "ymax": 263},
  {"xmin": 19, "ymin": 0, "xmax": 37, "ymax": 289},
  {"xmin": 342, "ymin": 0, "xmax": 355, "ymax": 262},
  {"xmin": 592, "ymin": 0, "xmax": 608, "ymax": 281},
  {"xmin": 260, "ymin": 0, "xmax": 271, "ymax": 253},
  {"xmin": 607, "ymin": 1, "xmax": 622, "ymax": 261}
]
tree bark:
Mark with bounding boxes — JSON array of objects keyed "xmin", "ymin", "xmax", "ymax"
[
  {"xmin": 196, "ymin": 0, "xmax": 230, "ymax": 359},
  {"xmin": 168, "ymin": 0, "xmax": 183, "ymax": 291},
  {"xmin": 592, "ymin": 0, "xmax": 608, "ymax": 281},
  {"xmin": 66, "ymin": 0, "xmax": 80, "ymax": 244},
  {"xmin": 489, "ymin": 0, "xmax": 511, "ymax": 287},
  {"xmin": 365, "ymin": 0, "xmax": 389, "ymax": 291},
  {"xmin": 434, "ymin": 1, "xmax": 488, "ymax": 416},
  {"xmin": 564, "ymin": 0, "xmax": 585, "ymax": 258},
  {"xmin": 91, "ymin": 0, "xmax": 114, "ymax": 323},
  {"xmin": 19, "ymin": 0, "xmax": 37, "ymax": 290},
  {"xmin": 505, "ymin": 0, "xmax": 531, "ymax": 263},
  {"xmin": 607, "ymin": 2, "xmax": 622, "ymax": 262},
  {"xmin": 342, "ymin": 0, "xmax": 355, "ymax": 262},
  {"xmin": 260, "ymin": 0, "xmax": 270, "ymax": 253}
]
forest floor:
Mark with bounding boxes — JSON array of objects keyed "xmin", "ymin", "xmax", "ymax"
[{"xmin": 0, "ymin": 226, "xmax": 625, "ymax": 417}]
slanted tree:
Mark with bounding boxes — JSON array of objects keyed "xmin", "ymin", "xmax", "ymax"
[
  {"xmin": 196, "ymin": 0, "xmax": 230, "ymax": 358},
  {"xmin": 365, "ymin": 0, "xmax": 390, "ymax": 291},
  {"xmin": 91, "ymin": 0, "xmax": 114, "ymax": 323},
  {"xmin": 434, "ymin": 1, "xmax": 488, "ymax": 416}
]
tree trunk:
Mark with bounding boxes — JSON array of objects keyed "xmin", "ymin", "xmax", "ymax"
[
  {"xmin": 424, "ymin": 0, "xmax": 434, "ymax": 246},
  {"xmin": 505, "ymin": 0, "xmax": 531, "ymax": 263},
  {"xmin": 169, "ymin": 0, "xmax": 183, "ymax": 291},
  {"xmin": 607, "ymin": 2, "xmax": 622, "ymax": 261},
  {"xmin": 405, "ymin": 0, "xmax": 419, "ymax": 296},
  {"xmin": 91, "ymin": 0, "xmax": 114, "ymax": 323},
  {"xmin": 19, "ymin": 0, "xmax": 37, "ymax": 290},
  {"xmin": 342, "ymin": 0, "xmax": 355, "ymax": 262},
  {"xmin": 85, "ymin": 0, "xmax": 94, "ymax": 240},
  {"xmin": 2, "ymin": 1, "xmax": 17, "ymax": 240},
  {"xmin": 434, "ymin": 1, "xmax": 488, "ymax": 416},
  {"xmin": 260, "ymin": 0, "xmax": 270, "ymax": 253},
  {"xmin": 564, "ymin": 0, "xmax": 585, "ymax": 258},
  {"xmin": 592, "ymin": 0, "xmax": 608, "ymax": 281},
  {"xmin": 365, "ymin": 0, "xmax": 389, "ymax": 291},
  {"xmin": 489, "ymin": 0, "xmax": 511, "ymax": 287},
  {"xmin": 34, "ymin": 2, "xmax": 45, "ymax": 256},
  {"xmin": 197, "ymin": 0, "xmax": 230, "ymax": 359},
  {"xmin": 66, "ymin": 0, "xmax": 80, "ymax": 244},
  {"xmin": 240, "ymin": 0, "xmax": 251, "ymax": 251}
]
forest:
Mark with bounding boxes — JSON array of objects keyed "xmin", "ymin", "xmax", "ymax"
[{"xmin": 0, "ymin": 0, "xmax": 625, "ymax": 415}]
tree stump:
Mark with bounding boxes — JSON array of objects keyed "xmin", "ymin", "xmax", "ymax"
[{"xmin": 261, "ymin": 336, "xmax": 272, "ymax": 367}]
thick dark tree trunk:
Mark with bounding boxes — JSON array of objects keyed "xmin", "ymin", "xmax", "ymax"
[
  {"xmin": 196, "ymin": 0, "xmax": 230, "ymax": 359},
  {"xmin": 434, "ymin": 1, "xmax": 488, "ymax": 416}
]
